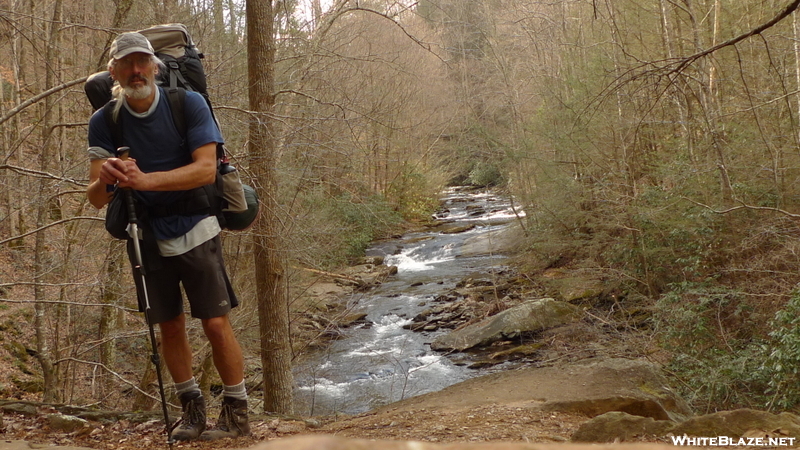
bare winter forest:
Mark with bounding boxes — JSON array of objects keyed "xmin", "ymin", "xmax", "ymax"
[{"xmin": 4, "ymin": 0, "xmax": 800, "ymax": 419}]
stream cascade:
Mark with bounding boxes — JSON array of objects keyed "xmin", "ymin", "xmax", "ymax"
[{"xmin": 294, "ymin": 187, "xmax": 524, "ymax": 416}]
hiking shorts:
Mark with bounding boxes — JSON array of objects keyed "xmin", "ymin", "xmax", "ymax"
[{"xmin": 131, "ymin": 235, "xmax": 239, "ymax": 324}]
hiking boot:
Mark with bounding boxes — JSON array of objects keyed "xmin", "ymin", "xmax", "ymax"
[
  {"xmin": 199, "ymin": 397, "xmax": 250, "ymax": 440},
  {"xmin": 171, "ymin": 391, "xmax": 207, "ymax": 441}
]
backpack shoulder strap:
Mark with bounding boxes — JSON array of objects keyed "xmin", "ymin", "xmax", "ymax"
[
  {"xmin": 165, "ymin": 87, "xmax": 224, "ymax": 160},
  {"xmin": 165, "ymin": 87, "xmax": 187, "ymax": 140},
  {"xmin": 102, "ymin": 100, "xmax": 123, "ymax": 152}
]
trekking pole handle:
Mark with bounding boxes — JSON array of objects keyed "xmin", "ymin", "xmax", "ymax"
[{"xmin": 116, "ymin": 147, "xmax": 138, "ymax": 225}]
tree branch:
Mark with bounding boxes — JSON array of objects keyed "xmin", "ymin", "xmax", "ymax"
[
  {"xmin": 343, "ymin": 4, "xmax": 444, "ymax": 62},
  {"xmin": 54, "ymin": 358, "xmax": 177, "ymax": 408},
  {"xmin": 0, "ymin": 77, "xmax": 88, "ymax": 127},
  {"xmin": 672, "ymin": 0, "xmax": 800, "ymax": 73},
  {"xmin": 0, "ymin": 216, "xmax": 104, "ymax": 245},
  {"xmin": 0, "ymin": 298, "xmax": 137, "ymax": 312},
  {"xmin": 594, "ymin": 0, "xmax": 800, "ymax": 117},
  {"xmin": 682, "ymin": 197, "xmax": 800, "ymax": 219},
  {"xmin": 0, "ymin": 164, "xmax": 88, "ymax": 186}
]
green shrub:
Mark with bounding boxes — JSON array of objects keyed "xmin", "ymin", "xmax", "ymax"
[
  {"xmin": 333, "ymin": 193, "xmax": 402, "ymax": 260},
  {"xmin": 654, "ymin": 282, "xmax": 770, "ymax": 411},
  {"xmin": 294, "ymin": 190, "xmax": 403, "ymax": 268},
  {"xmin": 764, "ymin": 288, "xmax": 800, "ymax": 409},
  {"xmin": 385, "ymin": 167, "xmax": 440, "ymax": 222},
  {"xmin": 468, "ymin": 162, "xmax": 504, "ymax": 187}
]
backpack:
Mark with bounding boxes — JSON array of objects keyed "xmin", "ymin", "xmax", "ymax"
[{"xmin": 85, "ymin": 24, "xmax": 258, "ymax": 234}]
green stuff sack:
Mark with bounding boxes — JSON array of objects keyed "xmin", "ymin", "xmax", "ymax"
[{"xmin": 223, "ymin": 184, "xmax": 259, "ymax": 231}]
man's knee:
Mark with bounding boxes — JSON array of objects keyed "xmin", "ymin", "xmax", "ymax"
[
  {"xmin": 159, "ymin": 313, "xmax": 186, "ymax": 340},
  {"xmin": 202, "ymin": 315, "xmax": 233, "ymax": 343}
]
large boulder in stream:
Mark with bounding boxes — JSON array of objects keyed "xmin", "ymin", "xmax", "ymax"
[
  {"xmin": 430, "ymin": 298, "xmax": 582, "ymax": 352},
  {"xmin": 459, "ymin": 222, "xmax": 525, "ymax": 257}
]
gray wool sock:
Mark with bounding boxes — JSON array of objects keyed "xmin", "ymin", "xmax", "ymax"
[
  {"xmin": 223, "ymin": 380, "xmax": 247, "ymax": 401},
  {"xmin": 174, "ymin": 377, "xmax": 201, "ymax": 398}
]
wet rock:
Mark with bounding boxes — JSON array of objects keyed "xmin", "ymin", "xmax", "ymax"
[
  {"xmin": 455, "ymin": 278, "xmax": 495, "ymax": 288},
  {"xmin": 405, "ymin": 236, "xmax": 435, "ymax": 244},
  {"xmin": 358, "ymin": 255, "xmax": 385, "ymax": 265},
  {"xmin": 571, "ymin": 411, "xmax": 676, "ymax": 443},
  {"xmin": 467, "ymin": 360, "xmax": 501, "ymax": 369},
  {"xmin": 344, "ymin": 264, "xmax": 398, "ymax": 289},
  {"xmin": 337, "ymin": 312, "xmax": 368, "ymax": 328},
  {"xmin": 430, "ymin": 298, "xmax": 582, "ymax": 352},
  {"xmin": 405, "ymin": 301, "xmax": 471, "ymax": 332},
  {"xmin": 439, "ymin": 224, "xmax": 477, "ymax": 234}
]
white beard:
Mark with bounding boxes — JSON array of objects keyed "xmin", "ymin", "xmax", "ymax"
[{"xmin": 123, "ymin": 83, "xmax": 153, "ymax": 100}]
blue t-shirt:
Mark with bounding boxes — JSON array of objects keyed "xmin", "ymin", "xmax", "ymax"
[{"xmin": 88, "ymin": 88, "xmax": 224, "ymax": 240}]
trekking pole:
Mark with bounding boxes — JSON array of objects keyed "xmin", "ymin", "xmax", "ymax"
[{"xmin": 118, "ymin": 147, "xmax": 175, "ymax": 449}]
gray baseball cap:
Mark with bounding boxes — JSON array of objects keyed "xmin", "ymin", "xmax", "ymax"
[{"xmin": 109, "ymin": 32, "xmax": 154, "ymax": 60}]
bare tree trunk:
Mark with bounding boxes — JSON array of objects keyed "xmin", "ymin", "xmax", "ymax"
[
  {"xmin": 228, "ymin": 0, "xmax": 240, "ymax": 36},
  {"xmin": 794, "ymin": 11, "xmax": 800, "ymax": 144},
  {"xmin": 153, "ymin": 0, "xmax": 178, "ymax": 23},
  {"xmin": 707, "ymin": 0, "xmax": 721, "ymax": 101},
  {"xmin": 311, "ymin": 0, "xmax": 323, "ymax": 29},
  {"xmin": 247, "ymin": 0, "xmax": 294, "ymax": 414},
  {"xmin": 685, "ymin": 0, "xmax": 734, "ymax": 204},
  {"xmin": 99, "ymin": 244, "xmax": 125, "ymax": 404},
  {"xmin": 213, "ymin": 0, "xmax": 226, "ymax": 54},
  {"xmin": 33, "ymin": 0, "xmax": 63, "ymax": 403},
  {"xmin": 659, "ymin": 0, "xmax": 697, "ymax": 166},
  {"xmin": 2, "ymin": 0, "xmax": 27, "ymax": 243}
]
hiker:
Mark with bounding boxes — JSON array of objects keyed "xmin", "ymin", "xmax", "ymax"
[{"xmin": 85, "ymin": 31, "xmax": 249, "ymax": 441}]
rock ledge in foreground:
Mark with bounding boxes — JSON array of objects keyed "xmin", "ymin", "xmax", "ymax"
[{"xmin": 243, "ymin": 434, "xmax": 680, "ymax": 450}]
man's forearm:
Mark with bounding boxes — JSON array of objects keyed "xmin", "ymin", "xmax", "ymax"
[
  {"xmin": 135, "ymin": 160, "xmax": 216, "ymax": 191},
  {"xmin": 87, "ymin": 178, "xmax": 113, "ymax": 209}
]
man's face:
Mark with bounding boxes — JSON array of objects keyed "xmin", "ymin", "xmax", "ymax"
[{"xmin": 111, "ymin": 52, "xmax": 156, "ymax": 100}]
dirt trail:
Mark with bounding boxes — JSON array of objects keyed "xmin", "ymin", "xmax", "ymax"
[{"xmin": 0, "ymin": 369, "xmax": 595, "ymax": 450}]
